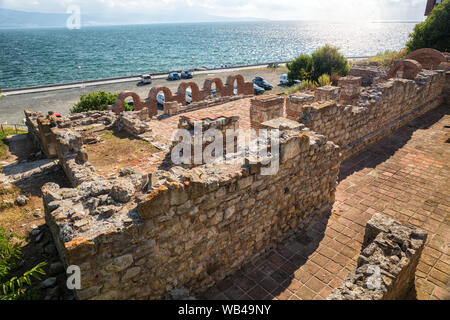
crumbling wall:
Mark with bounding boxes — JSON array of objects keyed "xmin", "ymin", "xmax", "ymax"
[
  {"xmin": 299, "ymin": 70, "xmax": 446, "ymax": 159},
  {"xmin": 116, "ymin": 109, "xmax": 151, "ymax": 135},
  {"xmin": 348, "ymin": 65, "xmax": 387, "ymax": 87},
  {"xmin": 249, "ymin": 94, "xmax": 284, "ymax": 130},
  {"xmin": 170, "ymin": 114, "xmax": 240, "ymax": 168},
  {"xmin": 43, "ymin": 129, "xmax": 341, "ymax": 300},
  {"xmin": 327, "ymin": 213, "xmax": 427, "ymax": 300}
]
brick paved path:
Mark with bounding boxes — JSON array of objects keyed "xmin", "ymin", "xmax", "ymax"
[{"xmin": 199, "ymin": 104, "xmax": 450, "ymax": 300}]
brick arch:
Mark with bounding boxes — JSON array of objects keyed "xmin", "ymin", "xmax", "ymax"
[
  {"xmin": 226, "ymin": 74, "xmax": 254, "ymax": 96},
  {"xmin": 147, "ymin": 86, "xmax": 174, "ymax": 117},
  {"xmin": 203, "ymin": 77, "xmax": 225, "ymax": 96},
  {"xmin": 225, "ymin": 74, "xmax": 245, "ymax": 96},
  {"xmin": 405, "ymin": 48, "xmax": 446, "ymax": 70},
  {"xmin": 111, "ymin": 91, "xmax": 145, "ymax": 114},
  {"xmin": 386, "ymin": 59, "xmax": 422, "ymax": 80},
  {"xmin": 176, "ymin": 82, "xmax": 201, "ymax": 105}
]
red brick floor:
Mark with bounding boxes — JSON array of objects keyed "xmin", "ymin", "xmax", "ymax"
[
  {"xmin": 199, "ymin": 104, "xmax": 450, "ymax": 300},
  {"xmin": 147, "ymin": 99, "xmax": 252, "ymax": 141}
]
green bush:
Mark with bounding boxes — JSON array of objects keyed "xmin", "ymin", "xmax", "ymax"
[
  {"xmin": 311, "ymin": 44, "xmax": 349, "ymax": 81},
  {"xmin": 286, "ymin": 54, "xmax": 313, "ymax": 84},
  {"xmin": 287, "ymin": 45, "xmax": 349, "ymax": 85},
  {"xmin": 317, "ymin": 74, "xmax": 332, "ymax": 87},
  {"xmin": 0, "ymin": 227, "xmax": 46, "ymax": 300},
  {"xmin": 406, "ymin": 1, "xmax": 450, "ymax": 53},
  {"xmin": 70, "ymin": 90, "xmax": 131, "ymax": 114}
]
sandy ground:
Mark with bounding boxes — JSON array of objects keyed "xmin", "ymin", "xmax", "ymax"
[{"xmin": 0, "ymin": 67, "xmax": 287, "ymax": 124}]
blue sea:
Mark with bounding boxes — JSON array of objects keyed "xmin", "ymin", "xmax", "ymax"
[{"xmin": 0, "ymin": 21, "xmax": 417, "ymax": 89}]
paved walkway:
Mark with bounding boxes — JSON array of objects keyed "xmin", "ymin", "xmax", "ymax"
[{"xmin": 199, "ymin": 104, "xmax": 450, "ymax": 300}]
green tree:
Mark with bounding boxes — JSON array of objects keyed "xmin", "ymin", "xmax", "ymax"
[
  {"xmin": 286, "ymin": 54, "xmax": 313, "ymax": 84},
  {"xmin": 406, "ymin": 1, "xmax": 450, "ymax": 52},
  {"xmin": 70, "ymin": 90, "xmax": 131, "ymax": 114},
  {"xmin": 311, "ymin": 44, "xmax": 349, "ymax": 81}
]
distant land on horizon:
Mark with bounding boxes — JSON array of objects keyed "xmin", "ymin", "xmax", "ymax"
[
  {"xmin": 0, "ymin": 8, "xmax": 270, "ymax": 28},
  {"xmin": 0, "ymin": 8, "xmax": 422, "ymax": 29}
]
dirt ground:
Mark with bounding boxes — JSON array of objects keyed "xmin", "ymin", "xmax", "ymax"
[{"xmin": 83, "ymin": 128, "xmax": 160, "ymax": 176}]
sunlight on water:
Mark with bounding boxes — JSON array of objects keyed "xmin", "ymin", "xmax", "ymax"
[{"xmin": 0, "ymin": 21, "xmax": 416, "ymax": 89}]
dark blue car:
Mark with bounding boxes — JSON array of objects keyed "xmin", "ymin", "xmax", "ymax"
[
  {"xmin": 253, "ymin": 76, "xmax": 273, "ymax": 90},
  {"xmin": 168, "ymin": 72, "xmax": 181, "ymax": 81}
]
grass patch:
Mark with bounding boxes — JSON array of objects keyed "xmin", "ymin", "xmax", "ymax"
[
  {"xmin": 358, "ymin": 49, "xmax": 407, "ymax": 67},
  {"xmin": 0, "ymin": 127, "xmax": 27, "ymax": 161},
  {"xmin": 284, "ymin": 84, "xmax": 302, "ymax": 95}
]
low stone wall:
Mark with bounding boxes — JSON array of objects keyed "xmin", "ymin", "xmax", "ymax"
[
  {"xmin": 299, "ymin": 70, "xmax": 446, "ymax": 159},
  {"xmin": 116, "ymin": 110, "xmax": 151, "ymax": 135},
  {"xmin": 348, "ymin": 64, "xmax": 387, "ymax": 87},
  {"xmin": 169, "ymin": 114, "xmax": 240, "ymax": 168},
  {"xmin": 327, "ymin": 213, "xmax": 427, "ymax": 300},
  {"xmin": 249, "ymin": 94, "xmax": 285, "ymax": 130},
  {"xmin": 42, "ymin": 128, "xmax": 341, "ymax": 300}
]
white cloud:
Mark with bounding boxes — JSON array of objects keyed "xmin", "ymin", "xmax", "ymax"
[{"xmin": 0, "ymin": 0, "xmax": 427, "ymax": 21}]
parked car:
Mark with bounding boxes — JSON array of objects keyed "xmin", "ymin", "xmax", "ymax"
[
  {"xmin": 167, "ymin": 72, "xmax": 181, "ymax": 81},
  {"xmin": 253, "ymin": 76, "xmax": 273, "ymax": 90},
  {"xmin": 181, "ymin": 70, "xmax": 193, "ymax": 79},
  {"xmin": 254, "ymin": 83, "xmax": 265, "ymax": 95},
  {"xmin": 279, "ymin": 74, "xmax": 288, "ymax": 86},
  {"xmin": 186, "ymin": 88, "xmax": 192, "ymax": 104},
  {"xmin": 156, "ymin": 92, "xmax": 165, "ymax": 108},
  {"xmin": 140, "ymin": 74, "xmax": 152, "ymax": 85}
]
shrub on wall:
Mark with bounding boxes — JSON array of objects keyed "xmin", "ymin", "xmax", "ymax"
[
  {"xmin": 286, "ymin": 54, "xmax": 313, "ymax": 84},
  {"xmin": 311, "ymin": 44, "xmax": 349, "ymax": 81},
  {"xmin": 287, "ymin": 45, "xmax": 349, "ymax": 85},
  {"xmin": 70, "ymin": 90, "xmax": 131, "ymax": 114},
  {"xmin": 406, "ymin": 0, "xmax": 450, "ymax": 53}
]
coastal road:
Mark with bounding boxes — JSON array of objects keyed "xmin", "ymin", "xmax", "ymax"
[{"xmin": 0, "ymin": 65, "xmax": 287, "ymax": 124}]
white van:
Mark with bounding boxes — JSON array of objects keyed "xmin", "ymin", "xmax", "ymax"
[
  {"xmin": 280, "ymin": 74, "xmax": 288, "ymax": 86},
  {"xmin": 140, "ymin": 74, "xmax": 152, "ymax": 85}
]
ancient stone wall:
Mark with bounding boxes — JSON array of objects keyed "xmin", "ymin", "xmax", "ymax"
[
  {"xmin": 42, "ymin": 128, "xmax": 340, "ymax": 300},
  {"xmin": 327, "ymin": 213, "xmax": 427, "ymax": 300},
  {"xmin": 298, "ymin": 69, "xmax": 446, "ymax": 159},
  {"xmin": 169, "ymin": 114, "xmax": 240, "ymax": 168},
  {"xmin": 348, "ymin": 65, "xmax": 387, "ymax": 87},
  {"xmin": 249, "ymin": 94, "xmax": 285, "ymax": 130},
  {"xmin": 285, "ymin": 93, "xmax": 314, "ymax": 122}
]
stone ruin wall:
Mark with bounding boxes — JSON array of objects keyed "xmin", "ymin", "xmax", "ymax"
[
  {"xmin": 287, "ymin": 69, "xmax": 448, "ymax": 160},
  {"xmin": 327, "ymin": 213, "xmax": 427, "ymax": 300},
  {"xmin": 43, "ymin": 129, "xmax": 340, "ymax": 300}
]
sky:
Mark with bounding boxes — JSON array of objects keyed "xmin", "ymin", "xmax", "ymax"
[{"xmin": 0, "ymin": 0, "xmax": 428, "ymax": 22}]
